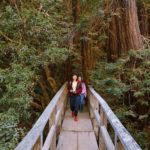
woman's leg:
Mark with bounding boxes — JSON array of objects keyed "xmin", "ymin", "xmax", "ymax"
[
  {"xmin": 70, "ymin": 96, "xmax": 75, "ymax": 112},
  {"xmin": 80, "ymin": 94, "xmax": 84, "ymax": 112},
  {"xmin": 74, "ymin": 95, "xmax": 81, "ymax": 117}
]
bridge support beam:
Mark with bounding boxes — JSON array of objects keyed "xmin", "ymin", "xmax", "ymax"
[
  {"xmin": 115, "ymin": 133, "xmax": 125, "ymax": 150},
  {"xmin": 32, "ymin": 135, "xmax": 42, "ymax": 150},
  {"xmin": 49, "ymin": 108, "xmax": 56, "ymax": 150},
  {"xmin": 99, "ymin": 108, "xmax": 107, "ymax": 150}
]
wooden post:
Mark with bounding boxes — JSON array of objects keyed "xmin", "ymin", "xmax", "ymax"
[
  {"xmin": 99, "ymin": 107, "xmax": 107, "ymax": 150},
  {"xmin": 88, "ymin": 92, "xmax": 94, "ymax": 119},
  {"xmin": 115, "ymin": 132, "xmax": 125, "ymax": 150},
  {"xmin": 50, "ymin": 131, "xmax": 56, "ymax": 150},
  {"xmin": 87, "ymin": 89, "xmax": 90, "ymax": 111},
  {"xmin": 49, "ymin": 107, "xmax": 55, "ymax": 128},
  {"xmin": 100, "ymin": 108, "xmax": 107, "ymax": 127},
  {"xmin": 40, "ymin": 133, "xmax": 43, "ymax": 149},
  {"xmin": 88, "ymin": 90, "xmax": 100, "ymax": 140},
  {"xmin": 61, "ymin": 88, "xmax": 67, "ymax": 119},
  {"xmin": 89, "ymin": 100, "xmax": 94, "ymax": 119},
  {"xmin": 32, "ymin": 136, "xmax": 41, "ymax": 150},
  {"xmin": 93, "ymin": 96, "xmax": 99, "ymax": 140},
  {"xmin": 62, "ymin": 94, "xmax": 67, "ymax": 118},
  {"xmin": 49, "ymin": 107, "xmax": 56, "ymax": 150},
  {"xmin": 99, "ymin": 131, "xmax": 105, "ymax": 150}
]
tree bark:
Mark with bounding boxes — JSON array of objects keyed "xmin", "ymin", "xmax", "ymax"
[{"xmin": 108, "ymin": 0, "xmax": 143, "ymax": 61}]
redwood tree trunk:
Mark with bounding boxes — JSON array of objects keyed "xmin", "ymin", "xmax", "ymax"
[{"xmin": 108, "ymin": 0, "xmax": 143, "ymax": 61}]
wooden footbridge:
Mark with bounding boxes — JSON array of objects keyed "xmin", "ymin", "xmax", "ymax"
[{"xmin": 15, "ymin": 82, "xmax": 142, "ymax": 150}]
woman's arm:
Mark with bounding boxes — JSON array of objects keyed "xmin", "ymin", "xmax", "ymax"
[
  {"xmin": 68, "ymin": 81, "xmax": 73, "ymax": 93},
  {"xmin": 76, "ymin": 82, "xmax": 82, "ymax": 95}
]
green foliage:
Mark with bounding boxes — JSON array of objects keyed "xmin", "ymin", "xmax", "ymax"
[
  {"xmin": 89, "ymin": 49, "xmax": 150, "ymax": 149},
  {"xmin": 0, "ymin": 109, "xmax": 27, "ymax": 150},
  {"xmin": 126, "ymin": 123, "xmax": 149, "ymax": 150},
  {"xmin": 0, "ymin": 0, "xmax": 71, "ymax": 149},
  {"xmin": 89, "ymin": 61, "xmax": 123, "ymax": 98}
]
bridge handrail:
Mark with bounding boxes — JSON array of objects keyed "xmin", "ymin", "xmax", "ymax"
[
  {"xmin": 15, "ymin": 82, "xmax": 68, "ymax": 150},
  {"xmin": 88, "ymin": 85, "xmax": 142, "ymax": 150}
]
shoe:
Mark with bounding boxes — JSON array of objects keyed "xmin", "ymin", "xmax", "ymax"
[
  {"xmin": 75, "ymin": 116, "xmax": 78, "ymax": 121},
  {"xmin": 72, "ymin": 112, "xmax": 74, "ymax": 117}
]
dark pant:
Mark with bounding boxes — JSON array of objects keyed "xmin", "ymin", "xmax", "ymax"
[
  {"xmin": 70, "ymin": 95, "xmax": 81, "ymax": 116},
  {"xmin": 80, "ymin": 94, "xmax": 84, "ymax": 112}
]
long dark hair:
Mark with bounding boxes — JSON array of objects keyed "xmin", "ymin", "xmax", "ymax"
[
  {"xmin": 78, "ymin": 74, "xmax": 84, "ymax": 83},
  {"xmin": 71, "ymin": 73, "xmax": 77, "ymax": 82}
]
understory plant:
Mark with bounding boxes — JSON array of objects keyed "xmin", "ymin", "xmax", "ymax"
[{"xmin": 89, "ymin": 49, "xmax": 150, "ymax": 149}]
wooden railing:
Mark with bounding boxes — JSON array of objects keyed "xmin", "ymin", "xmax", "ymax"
[
  {"xmin": 15, "ymin": 82, "xmax": 68, "ymax": 150},
  {"xmin": 15, "ymin": 82, "xmax": 142, "ymax": 150},
  {"xmin": 88, "ymin": 85, "xmax": 142, "ymax": 150}
]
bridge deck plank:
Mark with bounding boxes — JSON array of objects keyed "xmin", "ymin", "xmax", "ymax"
[{"xmin": 56, "ymin": 106, "xmax": 98, "ymax": 150}]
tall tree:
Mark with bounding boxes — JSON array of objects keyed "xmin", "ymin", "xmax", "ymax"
[{"xmin": 108, "ymin": 0, "xmax": 143, "ymax": 61}]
